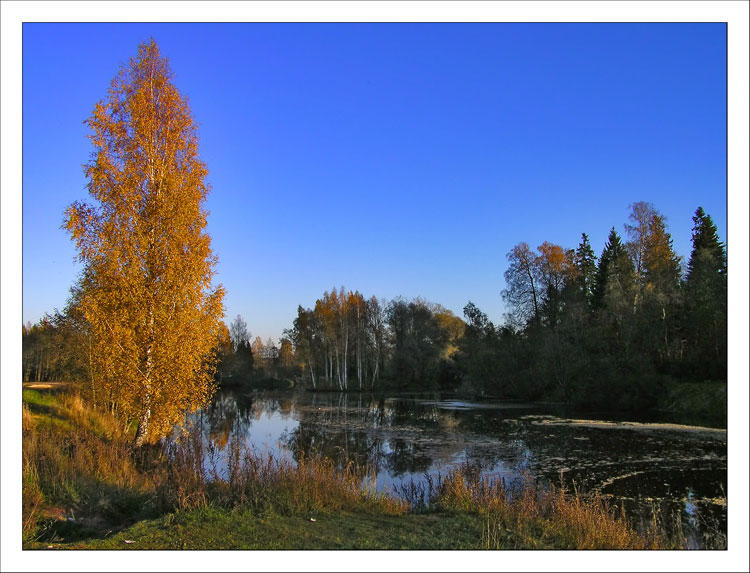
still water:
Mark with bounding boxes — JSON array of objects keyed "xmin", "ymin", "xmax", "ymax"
[{"xmin": 188, "ymin": 389, "xmax": 727, "ymax": 548}]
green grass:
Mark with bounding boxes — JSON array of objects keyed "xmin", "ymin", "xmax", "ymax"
[
  {"xmin": 31, "ymin": 507, "xmax": 488, "ymax": 550},
  {"xmin": 23, "ymin": 388, "xmax": 59, "ymax": 408},
  {"xmin": 22, "ymin": 387, "xmax": 156, "ymax": 544}
]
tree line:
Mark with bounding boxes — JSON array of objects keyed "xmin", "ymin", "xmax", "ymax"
[
  {"xmin": 214, "ymin": 314, "xmax": 296, "ymax": 385},
  {"xmin": 460, "ymin": 202, "xmax": 726, "ymax": 409},
  {"xmin": 26, "ymin": 200, "xmax": 726, "ymax": 412},
  {"xmin": 204, "ymin": 201, "xmax": 726, "ymax": 409},
  {"xmin": 203, "ymin": 290, "xmax": 463, "ymax": 392},
  {"xmin": 286, "ymin": 289, "xmax": 464, "ymax": 392}
]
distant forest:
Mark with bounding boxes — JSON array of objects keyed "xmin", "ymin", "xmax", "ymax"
[{"xmin": 23, "ymin": 202, "xmax": 726, "ymax": 411}]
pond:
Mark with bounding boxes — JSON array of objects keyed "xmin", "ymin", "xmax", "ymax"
[{"xmin": 186, "ymin": 389, "xmax": 727, "ymax": 549}]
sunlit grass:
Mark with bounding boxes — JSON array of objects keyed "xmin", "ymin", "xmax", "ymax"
[
  {"xmin": 398, "ymin": 464, "xmax": 671, "ymax": 549},
  {"xmin": 22, "ymin": 388, "xmax": 154, "ymax": 543}
]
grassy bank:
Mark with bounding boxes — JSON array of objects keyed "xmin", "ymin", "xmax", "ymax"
[
  {"xmin": 658, "ymin": 380, "xmax": 727, "ymax": 428},
  {"xmin": 38, "ymin": 509, "xmax": 488, "ymax": 550},
  {"xmin": 22, "ymin": 386, "xmax": 695, "ymax": 550}
]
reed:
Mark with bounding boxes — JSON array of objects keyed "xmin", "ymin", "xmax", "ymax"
[
  {"xmin": 155, "ymin": 424, "xmax": 408, "ymax": 516},
  {"xmin": 400, "ymin": 462, "xmax": 671, "ymax": 549}
]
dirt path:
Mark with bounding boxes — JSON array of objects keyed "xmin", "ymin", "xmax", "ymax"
[{"xmin": 22, "ymin": 381, "xmax": 74, "ymax": 390}]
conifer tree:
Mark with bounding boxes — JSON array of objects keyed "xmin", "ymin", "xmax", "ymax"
[
  {"xmin": 592, "ymin": 227, "xmax": 634, "ymax": 313},
  {"xmin": 686, "ymin": 207, "xmax": 726, "ymax": 282},
  {"xmin": 684, "ymin": 207, "xmax": 727, "ymax": 377},
  {"xmin": 64, "ymin": 40, "xmax": 225, "ymax": 445},
  {"xmin": 573, "ymin": 232, "xmax": 598, "ymax": 307}
]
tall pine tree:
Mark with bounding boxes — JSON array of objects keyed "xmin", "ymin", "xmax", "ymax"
[
  {"xmin": 684, "ymin": 207, "xmax": 727, "ymax": 379},
  {"xmin": 593, "ymin": 228, "xmax": 634, "ymax": 312},
  {"xmin": 573, "ymin": 232, "xmax": 598, "ymax": 307}
]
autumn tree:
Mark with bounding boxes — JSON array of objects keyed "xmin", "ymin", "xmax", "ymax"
[
  {"xmin": 350, "ymin": 290, "xmax": 367, "ymax": 391},
  {"xmin": 290, "ymin": 290, "xmax": 392, "ymax": 391},
  {"xmin": 308, "ymin": 286, "xmax": 360, "ymax": 391},
  {"xmin": 502, "ymin": 241, "xmax": 574, "ymax": 329},
  {"xmin": 336, "ymin": 289, "xmax": 351, "ymax": 390},
  {"xmin": 64, "ymin": 40, "xmax": 225, "ymax": 446},
  {"xmin": 251, "ymin": 336, "xmax": 266, "ymax": 373},
  {"xmin": 314, "ymin": 290, "xmax": 340, "ymax": 388},
  {"xmin": 277, "ymin": 337, "xmax": 297, "ymax": 379},
  {"xmin": 640, "ymin": 212, "xmax": 683, "ymax": 362},
  {"xmin": 535, "ymin": 241, "xmax": 575, "ymax": 328}
]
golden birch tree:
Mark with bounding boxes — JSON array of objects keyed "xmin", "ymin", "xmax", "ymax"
[{"xmin": 64, "ymin": 40, "xmax": 225, "ymax": 446}]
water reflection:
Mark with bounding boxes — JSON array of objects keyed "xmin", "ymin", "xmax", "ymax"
[{"xmin": 184, "ymin": 389, "xmax": 726, "ymax": 547}]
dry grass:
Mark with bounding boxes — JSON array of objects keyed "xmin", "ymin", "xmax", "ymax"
[
  {"xmin": 156, "ymin": 425, "xmax": 408, "ymax": 516},
  {"xmin": 22, "ymin": 389, "xmax": 155, "ymax": 542},
  {"xmin": 400, "ymin": 463, "xmax": 672, "ymax": 549},
  {"xmin": 22, "ymin": 404, "xmax": 44, "ymax": 536}
]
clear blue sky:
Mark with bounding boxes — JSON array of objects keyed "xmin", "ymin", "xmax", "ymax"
[{"xmin": 22, "ymin": 23, "xmax": 727, "ymax": 343}]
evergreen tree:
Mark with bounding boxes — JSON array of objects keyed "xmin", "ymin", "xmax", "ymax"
[
  {"xmin": 592, "ymin": 228, "xmax": 634, "ymax": 311},
  {"xmin": 686, "ymin": 207, "xmax": 726, "ymax": 280},
  {"xmin": 573, "ymin": 232, "xmax": 598, "ymax": 307},
  {"xmin": 684, "ymin": 207, "xmax": 727, "ymax": 379},
  {"xmin": 591, "ymin": 227, "xmax": 636, "ymax": 364}
]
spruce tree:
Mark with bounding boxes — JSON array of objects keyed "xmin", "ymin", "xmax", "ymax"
[
  {"xmin": 574, "ymin": 232, "xmax": 598, "ymax": 307},
  {"xmin": 686, "ymin": 207, "xmax": 726, "ymax": 281},
  {"xmin": 684, "ymin": 207, "xmax": 727, "ymax": 379},
  {"xmin": 593, "ymin": 228, "xmax": 634, "ymax": 311}
]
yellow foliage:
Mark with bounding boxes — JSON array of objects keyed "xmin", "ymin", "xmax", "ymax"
[{"xmin": 64, "ymin": 40, "xmax": 224, "ymax": 444}]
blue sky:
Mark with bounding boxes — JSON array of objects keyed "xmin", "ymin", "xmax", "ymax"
[{"xmin": 22, "ymin": 23, "xmax": 727, "ymax": 342}]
